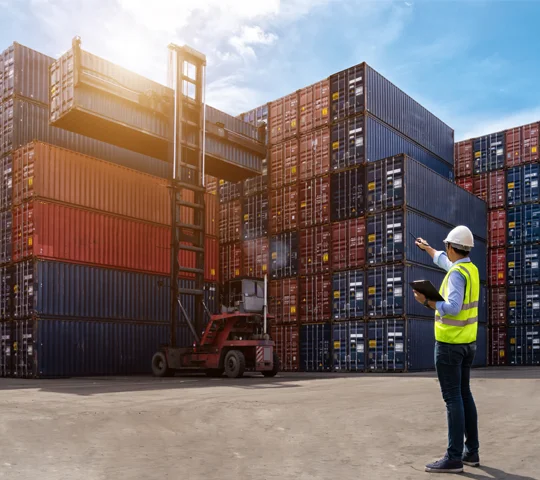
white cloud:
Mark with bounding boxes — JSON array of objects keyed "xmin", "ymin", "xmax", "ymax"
[{"xmin": 229, "ymin": 26, "xmax": 278, "ymax": 60}]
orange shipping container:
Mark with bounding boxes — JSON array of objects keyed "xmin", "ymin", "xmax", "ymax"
[
  {"xmin": 242, "ymin": 238, "xmax": 269, "ymax": 278},
  {"xmin": 220, "ymin": 242, "xmax": 243, "ymax": 282},
  {"xmin": 205, "ymin": 192, "xmax": 218, "ymax": 238},
  {"xmin": 299, "ymin": 79, "xmax": 329, "ymax": 134},
  {"xmin": 270, "ymin": 139, "xmax": 298, "ymax": 189},
  {"xmin": 269, "ymin": 93, "xmax": 298, "ymax": 145},
  {"xmin": 299, "ymin": 127, "xmax": 331, "ymax": 181}
]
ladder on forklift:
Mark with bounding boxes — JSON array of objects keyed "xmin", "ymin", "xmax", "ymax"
[{"xmin": 168, "ymin": 44, "xmax": 208, "ymax": 347}]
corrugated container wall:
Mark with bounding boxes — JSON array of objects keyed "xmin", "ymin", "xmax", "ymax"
[
  {"xmin": 269, "ymin": 185, "xmax": 298, "ymax": 234},
  {"xmin": 507, "ymin": 245, "xmax": 540, "ymax": 285},
  {"xmin": 505, "ymin": 123, "xmax": 539, "ymax": 168},
  {"xmin": 300, "ymin": 323, "xmax": 332, "ymax": 372},
  {"xmin": 488, "ymin": 287, "xmax": 506, "ymax": 326},
  {"xmin": 489, "ymin": 326, "xmax": 507, "ymax": 366},
  {"xmin": 299, "ymin": 225, "xmax": 331, "ymax": 275},
  {"xmin": 473, "ymin": 171, "xmax": 505, "ymax": 210},
  {"xmin": 0, "ymin": 154, "xmax": 12, "ymax": 210},
  {"xmin": 299, "ymin": 274, "xmax": 331, "ymax": 323},
  {"xmin": 242, "ymin": 194, "xmax": 268, "ymax": 240},
  {"xmin": 299, "ymin": 128, "xmax": 330, "ymax": 181},
  {"xmin": 299, "ymin": 80, "xmax": 329, "ymax": 134},
  {"xmin": 220, "ymin": 242, "xmax": 242, "ymax": 282},
  {"xmin": 0, "ymin": 210, "xmax": 11, "ymax": 264},
  {"xmin": 455, "ymin": 140, "xmax": 473, "ymax": 178},
  {"xmin": 270, "ymin": 278, "xmax": 298, "ymax": 325},
  {"xmin": 488, "ymin": 210, "xmax": 506, "ymax": 248},
  {"xmin": 270, "ymin": 139, "xmax": 298, "ymax": 189},
  {"xmin": 473, "ymin": 132, "xmax": 505, "ymax": 174},
  {"xmin": 332, "ymin": 321, "xmax": 365, "ymax": 372},
  {"xmin": 299, "ymin": 176, "xmax": 330, "ymax": 227},
  {"xmin": 269, "ymin": 93, "xmax": 298, "ymax": 145},
  {"xmin": 331, "ymin": 167, "xmax": 364, "ymax": 221},
  {"xmin": 242, "ymin": 238, "xmax": 269, "ymax": 278},
  {"xmin": 332, "ymin": 269, "xmax": 364, "ymax": 320},
  {"xmin": 331, "ymin": 218, "xmax": 365, "ymax": 270},
  {"xmin": 507, "ymin": 164, "xmax": 540, "ymax": 207},
  {"xmin": 508, "ymin": 325, "xmax": 540, "ymax": 366},
  {"xmin": 270, "ymin": 324, "xmax": 300, "ymax": 371},
  {"xmin": 270, "ymin": 232, "xmax": 299, "ymax": 279},
  {"xmin": 219, "ymin": 200, "xmax": 242, "ymax": 243},
  {"xmin": 507, "ymin": 205, "xmax": 540, "ymax": 246},
  {"xmin": 456, "ymin": 177, "xmax": 473, "ymax": 193},
  {"xmin": 508, "ymin": 285, "xmax": 540, "ymax": 326}
]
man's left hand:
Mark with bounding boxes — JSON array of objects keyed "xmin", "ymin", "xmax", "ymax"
[{"xmin": 413, "ymin": 290, "xmax": 426, "ymax": 305}]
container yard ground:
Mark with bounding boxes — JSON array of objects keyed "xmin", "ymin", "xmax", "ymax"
[{"xmin": 0, "ymin": 370, "xmax": 539, "ymax": 480}]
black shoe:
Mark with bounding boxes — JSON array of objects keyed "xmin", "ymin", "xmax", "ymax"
[
  {"xmin": 425, "ymin": 455, "xmax": 464, "ymax": 473},
  {"xmin": 462, "ymin": 452, "xmax": 480, "ymax": 467}
]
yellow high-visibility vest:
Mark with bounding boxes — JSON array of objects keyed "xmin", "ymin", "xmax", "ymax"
[{"xmin": 435, "ymin": 262, "xmax": 479, "ymax": 344}]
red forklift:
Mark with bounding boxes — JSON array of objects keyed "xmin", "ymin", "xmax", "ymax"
[{"xmin": 151, "ymin": 46, "xmax": 278, "ymax": 378}]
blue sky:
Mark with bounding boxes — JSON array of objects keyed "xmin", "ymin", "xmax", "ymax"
[{"xmin": 2, "ymin": 0, "xmax": 540, "ymax": 140}]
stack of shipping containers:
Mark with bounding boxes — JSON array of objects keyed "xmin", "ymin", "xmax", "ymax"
[{"xmin": 455, "ymin": 122, "xmax": 540, "ymax": 366}]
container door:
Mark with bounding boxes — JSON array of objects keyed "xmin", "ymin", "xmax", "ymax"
[
  {"xmin": 348, "ymin": 269, "xmax": 364, "ymax": 319},
  {"xmin": 385, "ymin": 264, "xmax": 404, "ymax": 317},
  {"xmin": 367, "ymin": 214, "xmax": 384, "ymax": 265},
  {"xmin": 366, "ymin": 160, "xmax": 384, "ymax": 213},
  {"xmin": 349, "ymin": 321, "xmax": 365, "ymax": 372},
  {"xmin": 523, "ymin": 164, "xmax": 539, "ymax": 204},
  {"xmin": 383, "ymin": 155, "xmax": 405, "ymax": 210},
  {"xmin": 507, "ymin": 167, "xmax": 519, "ymax": 207},
  {"xmin": 507, "ymin": 206, "xmax": 521, "ymax": 246},
  {"xmin": 332, "ymin": 322, "xmax": 348, "ymax": 371},
  {"xmin": 385, "ymin": 209, "xmax": 404, "ymax": 263},
  {"xmin": 367, "ymin": 267, "xmax": 384, "ymax": 317},
  {"xmin": 332, "ymin": 272, "xmax": 348, "ymax": 320}
]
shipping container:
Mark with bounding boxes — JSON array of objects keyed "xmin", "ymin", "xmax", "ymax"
[
  {"xmin": 507, "ymin": 245, "xmax": 540, "ymax": 285},
  {"xmin": 299, "ymin": 274, "xmax": 331, "ymax": 323},
  {"xmin": 505, "ymin": 123, "xmax": 539, "ymax": 168},
  {"xmin": 220, "ymin": 242, "xmax": 243, "ymax": 282},
  {"xmin": 269, "ymin": 138, "xmax": 298, "ymax": 188},
  {"xmin": 270, "ymin": 324, "xmax": 299, "ymax": 371},
  {"xmin": 330, "ymin": 63, "xmax": 454, "ymax": 163},
  {"xmin": 269, "ymin": 185, "xmax": 298, "ymax": 234},
  {"xmin": 332, "ymin": 269, "xmax": 365, "ymax": 320},
  {"xmin": 473, "ymin": 171, "xmax": 505, "ymax": 209},
  {"xmin": 205, "ymin": 175, "xmax": 218, "ymax": 195},
  {"xmin": 270, "ymin": 232, "xmax": 299, "ymax": 279},
  {"xmin": 474, "ymin": 324, "xmax": 488, "ymax": 367},
  {"xmin": 0, "ymin": 266, "xmax": 12, "ymax": 319},
  {"xmin": 488, "ymin": 287, "xmax": 506, "ymax": 326},
  {"xmin": 299, "ymin": 128, "xmax": 330, "ymax": 180},
  {"xmin": 508, "ymin": 285, "xmax": 540, "ymax": 326},
  {"xmin": 366, "ymin": 154, "xmax": 487, "ymax": 239},
  {"xmin": 269, "ymin": 278, "xmax": 298, "ymax": 324},
  {"xmin": 488, "ymin": 210, "xmax": 506, "ymax": 248},
  {"xmin": 204, "ymin": 237, "xmax": 219, "ymax": 283},
  {"xmin": 242, "ymin": 193, "xmax": 268, "ymax": 240},
  {"xmin": 331, "ymin": 218, "xmax": 366, "ymax": 270},
  {"xmin": 0, "ymin": 154, "xmax": 11, "ymax": 210},
  {"xmin": 0, "ymin": 320, "xmax": 12, "ymax": 377},
  {"xmin": 239, "ymin": 104, "xmax": 269, "ymax": 136},
  {"xmin": 243, "ymin": 158, "xmax": 268, "ymax": 196},
  {"xmin": 219, "ymin": 200, "xmax": 242, "ymax": 243},
  {"xmin": 455, "ymin": 140, "xmax": 474, "ymax": 178},
  {"xmin": 242, "ymin": 238, "xmax": 269, "ymax": 278},
  {"xmin": 489, "ymin": 326, "xmax": 507, "ymax": 366},
  {"xmin": 12, "ymin": 142, "xmax": 171, "ymax": 224},
  {"xmin": 205, "ymin": 192, "xmax": 218, "ymax": 238},
  {"xmin": 299, "ymin": 176, "xmax": 330, "ymax": 228},
  {"xmin": 489, "ymin": 248, "xmax": 506, "ymax": 286},
  {"xmin": 299, "ymin": 225, "xmax": 331, "ymax": 275},
  {"xmin": 218, "ymin": 180, "xmax": 242, "ymax": 204},
  {"xmin": 0, "ymin": 210, "xmax": 11, "ymax": 265},
  {"xmin": 331, "ymin": 114, "xmax": 453, "ymax": 178},
  {"xmin": 0, "ymin": 97, "xmax": 173, "ymax": 179},
  {"xmin": 0, "ymin": 43, "xmax": 52, "ymax": 104},
  {"xmin": 205, "ymin": 105, "xmax": 260, "ymax": 142},
  {"xmin": 473, "ymin": 132, "xmax": 505, "ymax": 174},
  {"xmin": 300, "ymin": 323, "xmax": 332, "ymax": 372},
  {"xmin": 330, "ymin": 167, "xmax": 364, "ymax": 221},
  {"xmin": 507, "ymin": 204, "xmax": 540, "ymax": 246},
  {"xmin": 10, "ymin": 317, "xmax": 194, "ymax": 378},
  {"xmin": 332, "ymin": 321, "xmax": 365, "ymax": 372},
  {"xmin": 508, "ymin": 325, "xmax": 540, "ymax": 366},
  {"xmin": 299, "ymin": 79, "xmax": 330, "ymax": 134},
  {"xmin": 269, "ymin": 92, "xmax": 298, "ymax": 145},
  {"xmin": 507, "ymin": 164, "xmax": 540, "ymax": 207},
  {"xmin": 456, "ymin": 177, "xmax": 473, "ymax": 193}
]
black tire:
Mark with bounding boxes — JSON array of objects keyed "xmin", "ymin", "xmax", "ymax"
[
  {"xmin": 152, "ymin": 351, "xmax": 173, "ymax": 377},
  {"xmin": 224, "ymin": 350, "xmax": 246, "ymax": 378},
  {"xmin": 262, "ymin": 352, "xmax": 280, "ymax": 377},
  {"xmin": 206, "ymin": 368, "xmax": 224, "ymax": 378}
]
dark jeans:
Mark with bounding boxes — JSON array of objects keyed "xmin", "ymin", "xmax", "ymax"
[{"xmin": 435, "ymin": 341, "xmax": 479, "ymax": 461}]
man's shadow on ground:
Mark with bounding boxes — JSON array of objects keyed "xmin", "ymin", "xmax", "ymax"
[{"xmin": 461, "ymin": 465, "xmax": 538, "ymax": 480}]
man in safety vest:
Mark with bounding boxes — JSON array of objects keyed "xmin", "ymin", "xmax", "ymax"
[{"xmin": 413, "ymin": 225, "xmax": 480, "ymax": 474}]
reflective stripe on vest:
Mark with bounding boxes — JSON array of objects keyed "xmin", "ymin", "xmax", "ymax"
[{"xmin": 435, "ymin": 261, "xmax": 480, "ymax": 344}]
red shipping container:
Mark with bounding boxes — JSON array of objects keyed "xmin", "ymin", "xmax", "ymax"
[
  {"xmin": 270, "ymin": 324, "xmax": 300, "ymax": 371},
  {"xmin": 220, "ymin": 242, "xmax": 242, "ymax": 282},
  {"xmin": 270, "ymin": 185, "xmax": 298, "ymax": 234},
  {"xmin": 489, "ymin": 326, "xmax": 507, "ymax": 366},
  {"xmin": 269, "ymin": 278, "xmax": 298, "ymax": 324},
  {"xmin": 456, "ymin": 177, "xmax": 473, "ymax": 193},
  {"xmin": 299, "ymin": 274, "xmax": 331, "ymax": 323},
  {"xmin": 269, "ymin": 92, "xmax": 298, "ymax": 144},
  {"xmin": 299, "ymin": 128, "xmax": 331, "ymax": 181},
  {"xmin": 204, "ymin": 236, "xmax": 219, "ymax": 283},
  {"xmin": 219, "ymin": 200, "xmax": 242, "ymax": 243},
  {"xmin": 242, "ymin": 238, "xmax": 269, "ymax": 278},
  {"xmin": 205, "ymin": 175, "xmax": 218, "ymax": 195},
  {"xmin": 488, "ymin": 248, "xmax": 506, "ymax": 286},
  {"xmin": 299, "ymin": 225, "xmax": 331, "ymax": 275},
  {"xmin": 331, "ymin": 218, "xmax": 365, "ymax": 270},
  {"xmin": 473, "ymin": 171, "xmax": 505, "ymax": 209},
  {"xmin": 270, "ymin": 139, "xmax": 298, "ymax": 189},
  {"xmin": 205, "ymin": 192, "xmax": 218, "ymax": 238},
  {"xmin": 488, "ymin": 287, "xmax": 506, "ymax": 326},
  {"xmin": 488, "ymin": 209, "xmax": 506, "ymax": 248},
  {"xmin": 299, "ymin": 79, "xmax": 329, "ymax": 134},
  {"xmin": 506, "ymin": 122, "xmax": 539, "ymax": 168},
  {"xmin": 12, "ymin": 142, "xmax": 170, "ymax": 224},
  {"xmin": 455, "ymin": 140, "xmax": 473, "ymax": 178},
  {"xmin": 299, "ymin": 176, "xmax": 330, "ymax": 228}
]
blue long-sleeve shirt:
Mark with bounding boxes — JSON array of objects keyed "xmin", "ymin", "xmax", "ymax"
[{"xmin": 433, "ymin": 251, "xmax": 470, "ymax": 317}]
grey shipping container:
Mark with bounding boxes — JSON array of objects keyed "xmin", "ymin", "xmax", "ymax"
[
  {"xmin": 331, "ymin": 114, "xmax": 453, "ymax": 179},
  {"xmin": 366, "ymin": 208, "xmax": 487, "ymax": 281},
  {"xmin": 330, "ymin": 63, "xmax": 454, "ymax": 164},
  {"xmin": 366, "ymin": 154, "xmax": 487, "ymax": 239}
]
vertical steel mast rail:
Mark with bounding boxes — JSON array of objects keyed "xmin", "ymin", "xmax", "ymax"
[{"xmin": 168, "ymin": 44, "xmax": 207, "ymax": 347}]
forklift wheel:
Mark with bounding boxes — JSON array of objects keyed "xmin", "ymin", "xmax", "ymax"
[
  {"xmin": 262, "ymin": 353, "xmax": 280, "ymax": 377},
  {"xmin": 206, "ymin": 369, "xmax": 224, "ymax": 378},
  {"xmin": 152, "ymin": 351, "xmax": 173, "ymax": 377},
  {"xmin": 224, "ymin": 350, "xmax": 246, "ymax": 378}
]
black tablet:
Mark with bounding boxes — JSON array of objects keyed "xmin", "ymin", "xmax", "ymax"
[{"xmin": 410, "ymin": 280, "xmax": 445, "ymax": 302}]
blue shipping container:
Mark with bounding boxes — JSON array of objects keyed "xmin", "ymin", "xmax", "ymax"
[
  {"xmin": 0, "ymin": 210, "xmax": 12, "ymax": 265},
  {"xmin": 507, "ymin": 204, "xmax": 540, "ymax": 246},
  {"xmin": 507, "ymin": 164, "xmax": 540, "ymax": 207},
  {"xmin": 332, "ymin": 321, "xmax": 365, "ymax": 372},
  {"xmin": 366, "ymin": 209, "xmax": 487, "ymax": 281},
  {"xmin": 330, "ymin": 63, "xmax": 454, "ymax": 163},
  {"xmin": 331, "ymin": 115, "xmax": 453, "ymax": 179},
  {"xmin": 507, "ymin": 245, "xmax": 540, "ymax": 285},
  {"xmin": 508, "ymin": 325, "xmax": 540, "ymax": 366},
  {"xmin": 0, "ymin": 320, "xmax": 12, "ymax": 377},
  {"xmin": 508, "ymin": 285, "xmax": 540, "ymax": 326},
  {"xmin": 219, "ymin": 180, "xmax": 243, "ymax": 204},
  {"xmin": 270, "ymin": 232, "xmax": 299, "ymax": 279},
  {"xmin": 300, "ymin": 323, "xmax": 332, "ymax": 372},
  {"xmin": 473, "ymin": 324, "xmax": 488, "ymax": 367},
  {"xmin": 332, "ymin": 270, "xmax": 365, "ymax": 320},
  {"xmin": 473, "ymin": 132, "xmax": 505, "ymax": 174},
  {"xmin": 330, "ymin": 166, "xmax": 365, "ymax": 221},
  {"xmin": 0, "ymin": 266, "xmax": 12, "ymax": 320},
  {"xmin": 0, "ymin": 154, "xmax": 12, "ymax": 211},
  {"xmin": 366, "ymin": 154, "xmax": 487, "ymax": 239}
]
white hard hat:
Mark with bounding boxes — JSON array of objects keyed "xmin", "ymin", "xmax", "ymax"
[{"xmin": 444, "ymin": 225, "xmax": 474, "ymax": 251}]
